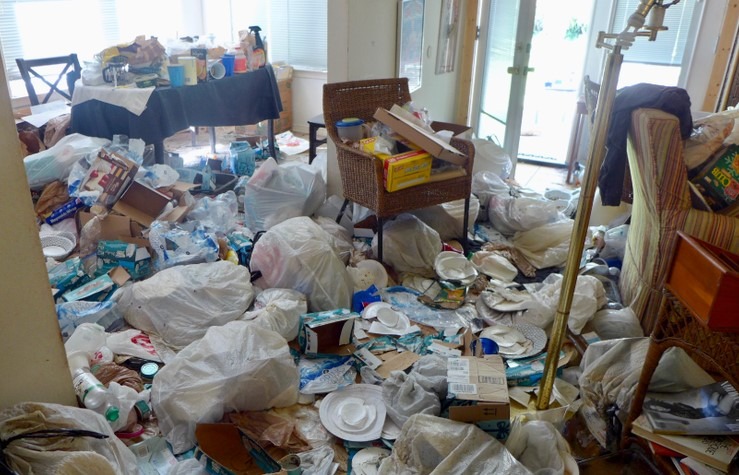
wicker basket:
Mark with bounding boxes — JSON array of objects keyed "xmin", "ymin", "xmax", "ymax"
[{"xmin": 323, "ymin": 78, "xmax": 475, "ymax": 253}]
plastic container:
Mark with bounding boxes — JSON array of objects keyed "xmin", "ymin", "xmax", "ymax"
[
  {"xmin": 71, "ymin": 367, "xmax": 120, "ymax": 423},
  {"xmin": 336, "ymin": 118, "xmax": 365, "ymax": 142},
  {"xmin": 229, "ymin": 141, "xmax": 256, "ymax": 176}
]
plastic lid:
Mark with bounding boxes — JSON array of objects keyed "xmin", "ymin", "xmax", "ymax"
[
  {"xmin": 104, "ymin": 406, "xmax": 120, "ymax": 423},
  {"xmin": 140, "ymin": 362, "xmax": 159, "ymax": 378},
  {"xmin": 336, "ymin": 117, "xmax": 364, "ymax": 127}
]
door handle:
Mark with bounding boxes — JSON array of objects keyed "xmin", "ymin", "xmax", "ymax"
[{"xmin": 507, "ymin": 67, "xmax": 535, "ymax": 76}]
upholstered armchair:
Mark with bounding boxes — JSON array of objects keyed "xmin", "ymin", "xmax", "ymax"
[{"xmin": 618, "ymin": 108, "xmax": 739, "ymax": 333}]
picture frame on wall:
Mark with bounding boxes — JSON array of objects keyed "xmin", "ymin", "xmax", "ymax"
[
  {"xmin": 436, "ymin": 0, "xmax": 461, "ymax": 74},
  {"xmin": 398, "ymin": 0, "xmax": 425, "ymax": 92}
]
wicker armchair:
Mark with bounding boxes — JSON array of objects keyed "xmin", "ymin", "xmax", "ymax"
[{"xmin": 323, "ymin": 78, "xmax": 475, "ymax": 261}]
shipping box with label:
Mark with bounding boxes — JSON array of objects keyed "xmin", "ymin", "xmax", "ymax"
[
  {"xmin": 298, "ymin": 309, "xmax": 357, "ymax": 357},
  {"xmin": 444, "ymin": 355, "xmax": 511, "ymax": 440}
]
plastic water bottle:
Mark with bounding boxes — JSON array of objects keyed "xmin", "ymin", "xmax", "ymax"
[{"xmin": 71, "ymin": 368, "xmax": 120, "ymax": 424}]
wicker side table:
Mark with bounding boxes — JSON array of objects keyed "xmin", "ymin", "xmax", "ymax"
[{"xmin": 621, "ymin": 286, "xmax": 739, "ymax": 449}]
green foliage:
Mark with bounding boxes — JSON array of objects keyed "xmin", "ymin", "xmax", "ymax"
[{"xmin": 564, "ymin": 18, "xmax": 586, "ymax": 40}]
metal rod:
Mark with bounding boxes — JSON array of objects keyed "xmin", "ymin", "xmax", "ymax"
[{"xmin": 536, "ymin": 46, "xmax": 624, "ymax": 410}]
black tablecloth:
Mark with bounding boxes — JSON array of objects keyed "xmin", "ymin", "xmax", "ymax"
[{"xmin": 70, "ymin": 64, "xmax": 283, "ymax": 161}]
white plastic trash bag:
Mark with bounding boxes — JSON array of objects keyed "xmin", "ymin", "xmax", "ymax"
[
  {"xmin": 24, "ymin": 134, "xmax": 110, "ymax": 189},
  {"xmin": 411, "ymin": 197, "xmax": 480, "ymax": 242},
  {"xmin": 471, "ymin": 138, "xmax": 513, "ymax": 179},
  {"xmin": 506, "ymin": 419, "xmax": 577, "ymax": 475},
  {"xmin": 114, "ymin": 261, "xmax": 255, "ymax": 349},
  {"xmin": 472, "ymin": 171, "xmax": 511, "ymax": 215},
  {"xmin": 591, "ymin": 307, "xmax": 644, "ymax": 340},
  {"xmin": 0, "ymin": 402, "xmax": 138, "ymax": 474},
  {"xmin": 152, "ymin": 322, "xmax": 299, "ymax": 454},
  {"xmin": 378, "ymin": 414, "xmax": 531, "ymax": 475},
  {"xmin": 512, "ymin": 220, "xmax": 573, "ymax": 269},
  {"xmin": 488, "ymin": 196, "xmax": 563, "ymax": 236},
  {"xmin": 371, "ymin": 214, "xmax": 441, "ymax": 276},
  {"xmin": 240, "ymin": 288, "xmax": 308, "ymax": 341},
  {"xmin": 250, "ymin": 217, "xmax": 352, "ymax": 312},
  {"xmin": 243, "ymin": 158, "xmax": 326, "ymax": 231},
  {"xmin": 524, "ymin": 274, "xmax": 606, "ymax": 334},
  {"xmin": 578, "ymin": 338, "xmax": 714, "ymax": 448}
]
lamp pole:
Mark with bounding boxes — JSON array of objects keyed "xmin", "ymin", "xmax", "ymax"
[{"xmin": 535, "ymin": 1, "xmax": 674, "ymax": 410}]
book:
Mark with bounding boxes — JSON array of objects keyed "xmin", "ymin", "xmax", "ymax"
[
  {"xmin": 680, "ymin": 456, "xmax": 727, "ymax": 475},
  {"xmin": 632, "ymin": 415, "xmax": 739, "ymax": 472},
  {"xmin": 690, "ymin": 144, "xmax": 739, "ymax": 216},
  {"xmin": 642, "ymin": 381, "xmax": 739, "ymax": 436}
]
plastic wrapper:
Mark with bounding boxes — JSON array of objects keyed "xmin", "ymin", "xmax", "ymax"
[
  {"xmin": 506, "ymin": 419, "xmax": 577, "ymax": 475},
  {"xmin": 187, "ymin": 191, "xmax": 239, "ymax": 235},
  {"xmin": 578, "ymin": 338, "xmax": 714, "ymax": 448},
  {"xmin": 471, "ymin": 138, "xmax": 513, "ymax": 179},
  {"xmin": 523, "ymin": 274, "xmax": 606, "ymax": 334},
  {"xmin": 298, "ymin": 355, "xmax": 356, "ymax": 394},
  {"xmin": 371, "ymin": 214, "xmax": 442, "ymax": 276},
  {"xmin": 0, "ymin": 402, "xmax": 138, "ymax": 474},
  {"xmin": 411, "ymin": 197, "xmax": 480, "ymax": 242},
  {"xmin": 296, "ymin": 445, "xmax": 338, "ymax": 475},
  {"xmin": 92, "ymin": 362, "xmax": 144, "ymax": 392},
  {"xmin": 488, "ymin": 195, "xmax": 563, "ymax": 236},
  {"xmin": 378, "ymin": 414, "xmax": 531, "ymax": 474},
  {"xmin": 243, "ymin": 157, "xmax": 326, "ymax": 231},
  {"xmin": 512, "ymin": 220, "xmax": 574, "ymax": 269},
  {"xmin": 152, "ymin": 322, "xmax": 299, "ymax": 454},
  {"xmin": 114, "ymin": 261, "xmax": 255, "ymax": 349},
  {"xmin": 250, "ymin": 217, "xmax": 353, "ymax": 312},
  {"xmin": 56, "ymin": 300, "xmax": 124, "ymax": 341},
  {"xmin": 591, "ymin": 307, "xmax": 644, "ymax": 339},
  {"xmin": 240, "ymin": 288, "xmax": 307, "ymax": 341},
  {"xmin": 148, "ymin": 221, "xmax": 219, "ymax": 269},
  {"xmin": 379, "ymin": 286, "xmax": 469, "ymax": 330},
  {"xmin": 106, "ymin": 329, "xmax": 162, "ymax": 362},
  {"xmin": 137, "ymin": 163, "xmax": 179, "ymax": 189},
  {"xmin": 228, "ymin": 410, "xmax": 312, "ymax": 453},
  {"xmin": 598, "ymin": 224, "xmax": 629, "ymax": 262},
  {"xmin": 24, "ymin": 134, "xmax": 109, "ymax": 189},
  {"xmin": 273, "ymin": 404, "xmax": 334, "ymax": 449},
  {"xmin": 382, "ymin": 355, "xmax": 449, "ymax": 427}
]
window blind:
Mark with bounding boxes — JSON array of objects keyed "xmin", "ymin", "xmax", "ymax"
[{"xmin": 611, "ymin": 0, "xmax": 698, "ymax": 65}]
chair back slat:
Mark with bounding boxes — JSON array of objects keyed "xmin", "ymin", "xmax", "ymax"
[{"xmin": 16, "ymin": 54, "xmax": 82, "ymax": 105}]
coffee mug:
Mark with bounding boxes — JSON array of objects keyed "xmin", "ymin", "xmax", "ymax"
[{"xmin": 208, "ymin": 60, "xmax": 226, "ymax": 80}]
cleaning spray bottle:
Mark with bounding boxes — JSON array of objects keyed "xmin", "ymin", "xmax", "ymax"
[{"xmin": 249, "ymin": 26, "xmax": 266, "ymax": 69}]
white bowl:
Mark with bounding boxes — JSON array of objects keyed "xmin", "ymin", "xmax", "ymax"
[{"xmin": 40, "ymin": 234, "xmax": 75, "ymax": 260}]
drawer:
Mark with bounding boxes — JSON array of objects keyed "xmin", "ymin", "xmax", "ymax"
[{"xmin": 666, "ymin": 231, "xmax": 739, "ymax": 332}]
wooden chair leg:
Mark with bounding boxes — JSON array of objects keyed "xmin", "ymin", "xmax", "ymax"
[{"xmin": 377, "ymin": 216, "xmax": 384, "ymax": 262}]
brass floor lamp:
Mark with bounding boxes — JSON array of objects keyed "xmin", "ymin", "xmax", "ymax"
[{"xmin": 536, "ymin": 0, "xmax": 680, "ymax": 410}]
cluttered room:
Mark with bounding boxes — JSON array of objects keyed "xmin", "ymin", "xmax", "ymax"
[{"xmin": 2, "ymin": 0, "xmax": 739, "ymax": 474}]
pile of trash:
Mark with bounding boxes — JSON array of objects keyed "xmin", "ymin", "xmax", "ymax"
[{"xmin": 6, "ymin": 125, "xmax": 717, "ymax": 475}]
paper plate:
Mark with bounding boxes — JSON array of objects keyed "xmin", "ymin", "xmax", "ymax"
[
  {"xmin": 356, "ymin": 259, "xmax": 389, "ymax": 289},
  {"xmin": 434, "ymin": 251, "xmax": 478, "ymax": 286},
  {"xmin": 319, "ymin": 384, "xmax": 386, "ymax": 442},
  {"xmin": 352, "ymin": 447, "xmax": 392, "ymax": 475},
  {"xmin": 500, "ymin": 323, "xmax": 547, "ymax": 360},
  {"xmin": 361, "ymin": 301, "xmax": 392, "ymax": 320}
]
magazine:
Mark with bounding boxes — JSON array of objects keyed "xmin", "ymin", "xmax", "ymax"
[{"xmin": 642, "ymin": 381, "xmax": 739, "ymax": 436}]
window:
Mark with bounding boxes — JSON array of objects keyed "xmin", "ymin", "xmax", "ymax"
[
  {"xmin": 0, "ymin": 0, "xmax": 185, "ymax": 81},
  {"xmin": 610, "ymin": 0, "xmax": 700, "ymax": 88},
  {"xmin": 204, "ymin": 0, "xmax": 327, "ymax": 72}
]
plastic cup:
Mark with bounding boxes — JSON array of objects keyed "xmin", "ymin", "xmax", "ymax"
[
  {"xmin": 167, "ymin": 64, "xmax": 185, "ymax": 87},
  {"xmin": 221, "ymin": 54, "xmax": 235, "ymax": 77},
  {"xmin": 470, "ymin": 337, "xmax": 499, "ymax": 356}
]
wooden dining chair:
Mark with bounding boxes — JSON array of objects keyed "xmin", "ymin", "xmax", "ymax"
[{"xmin": 15, "ymin": 54, "xmax": 82, "ymax": 105}]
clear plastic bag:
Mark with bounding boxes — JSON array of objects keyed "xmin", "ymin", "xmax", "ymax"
[
  {"xmin": 152, "ymin": 322, "xmax": 299, "ymax": 454},
  {"xmin": 371, "ymin": 214, "xmax": 441, "ymax": 276},
  {"xmin": 411, "ymin": 197, "xmax": 480, "ymax": 242},
  {"xmin": 24, "ymin": 134, "xmax": 110, "ymax": 189},
  {"xmin": 148, "ymin": 220, "xmax": 219, "ymax": 270},
  {"xmin": 187, "ymin": 191, "xmax": 239, "ymax": 235},
  {"xmin": 243, "ymin": 157, "xmax": 326, "ymax": 232},
  {"xmin": 488, "ymin": 195, "xmax": 563, "ymax": 236}
]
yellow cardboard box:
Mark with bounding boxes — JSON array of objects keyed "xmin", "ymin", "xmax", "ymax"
[{"xmin": 382, "ymin": 150, "xmax": 432, "ymax": 192}]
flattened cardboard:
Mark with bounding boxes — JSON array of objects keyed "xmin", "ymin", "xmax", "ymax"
[
  {"xmin": 194, "ymin": 423, "xmax": 284, "ymax": 475},
  {"xmin": 430, "ymin": 121, "xmax": 473, "ymax": 139},
  {"xmin": 374, "ymin": 107, "xmax": 467, "ymax": 166},
  {"xmin": 375, "ymin": 350, "xmax": 421, "ymax": 379},
  {"xmin": 112, "ymin": 180, "xmax": 172, "ymax": 227},
  {"xmin": 77, "ymin": 211, "xmax": 150, "ymax": 249}
]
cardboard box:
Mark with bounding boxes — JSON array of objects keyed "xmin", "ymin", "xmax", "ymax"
[
  {"xmin": 96, "ymin": 240, "xmax": 152, "ymax": 280},
  {"xmin": 374, "ymin": 107, "xmax": 467, "ymax": 166},
  {"xmin": 194, "ymin": 423, "xmax": 284, "ymax": 475},
  {"xmin": 77, "ymin": 211, "xmax": 149, "ymax": 249},
  {"xmin": 112, "ymin": 180, "xmax": 172, "ymax": 227},
  {"xmin": 690, "ymin": 144, "xmax": 739, "ymax": 216},
  {"xmin": 666, "ymin": 231, "xmax": 739, "ymax": 331},
  {"xmin": 445, "ymin": 356, "xmax": 511, "ymax": 440},
  {"xmin": 298, "ymin": 309, "xmax": 357, "ymax": 356},
  {"xmin": 430, "ymin": 121, "xmax": 473, "ymax": 140},
  {"xmin": 82, "ymin": 149, "xmax": 139, "ymax": 210},
  {"xmin": 381, "ymin": 150, "xmax": 432, "ymax": 191}
]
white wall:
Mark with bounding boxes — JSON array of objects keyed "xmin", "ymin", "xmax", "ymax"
[{"xmin": 684, "ymin": 0, "xmax": 726, "ymax": 108}]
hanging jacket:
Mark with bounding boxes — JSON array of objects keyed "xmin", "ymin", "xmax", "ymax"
[{"xmin": 598, "ymin": 83, "xmax": 693, "ymax": 206}]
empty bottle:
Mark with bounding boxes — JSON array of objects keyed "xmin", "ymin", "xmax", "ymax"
[{"xmin": 71, "ymin": 367, "xmax": 120, "ymax": 424}]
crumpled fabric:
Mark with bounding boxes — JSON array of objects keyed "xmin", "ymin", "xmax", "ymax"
[
  {"xmin": 378, "ymin": 414, "xmax": 531, "ymax": 475},
  {"xmin": 382, "ymin": 355, "xmax": 448, "ymax": 427}
]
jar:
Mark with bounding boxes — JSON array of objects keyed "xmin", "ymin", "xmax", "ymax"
[{"xmin": 336, "ymin": 117, "xmax": 366, "ymax": 142}]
